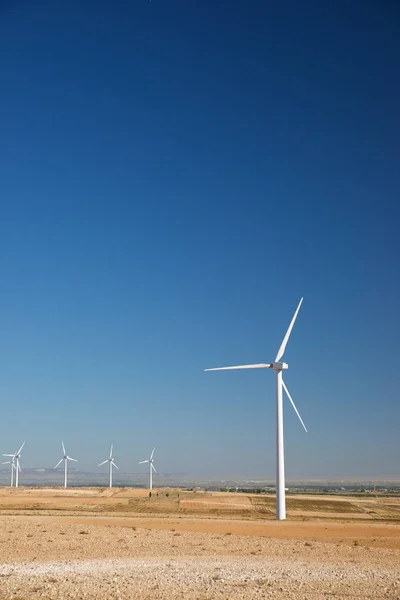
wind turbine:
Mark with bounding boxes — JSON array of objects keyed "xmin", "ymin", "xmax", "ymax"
[
  {"xmin": 1, "ymin": 456, "xmax": 16, "ymax": 487},
  {"xmin": 205, "ymin": 298, "xmax": 307, "ymax": 521},
  {"xmin": 98, "ymin": 444, "xmax": 119, "ymax": 488},
  {"xmin": 2, "ymin": 442, "xmax": 25, "ymax": 488},
  {"xmin": 54, "ymin": 441, "xmax": 77, "ymax": 488},
  {"xmin": 139, "ymin": 447, "xmax": 156, "ymax": 490}
]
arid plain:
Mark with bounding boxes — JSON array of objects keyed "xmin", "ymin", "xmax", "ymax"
[{"xmin": 0, "ymin": 487, "xmax": 399, "ymax": 599}]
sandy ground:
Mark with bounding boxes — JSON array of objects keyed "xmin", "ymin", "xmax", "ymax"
[{"xmin": 0, "ymin": 488, "xmax": 399, "ymax": 599}]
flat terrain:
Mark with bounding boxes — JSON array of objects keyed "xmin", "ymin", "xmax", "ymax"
[{"xmin": 0, "ymin": 488, "xmax": 399, "ymax": 599}]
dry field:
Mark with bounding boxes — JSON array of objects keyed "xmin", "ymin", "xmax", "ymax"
[{"xmin": 0, "ymin": 488, "xmax": 399, "ymax": 599}]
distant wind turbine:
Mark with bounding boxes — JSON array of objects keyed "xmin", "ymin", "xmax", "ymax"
[
  {"xmin": 2, "ymin": 456, "xmax": 17, "ymax": 487},
  {"xmin": 98, "ymin": 444, "xmax": 119, "ymax": 488},
  {"xmin": 139, "ymin": 447, "xmax": 156, "ymax": 490},
  {"xmin": 1, "ymin": 458, "xmax": 15, "ymax": 487},
  {"xmin": 3, "ymin": 442, "xmax": 25, "ymax": 488},
  {"xmin": 205, "ymin": 298, "xmax": 307, "ymax": 521},
  {"xmin": 54, "ymin": 441, "xmax": 77, "ymax": 488}
]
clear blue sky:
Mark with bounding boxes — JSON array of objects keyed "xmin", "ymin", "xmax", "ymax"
[{"xmin": 0, "ymin": 0, "xmax": 399, "ymax": 480}]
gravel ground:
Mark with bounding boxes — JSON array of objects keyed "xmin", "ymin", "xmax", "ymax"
[{"xmin": 0, "ymin": 516, "xmax": 399, "ymax": 599}]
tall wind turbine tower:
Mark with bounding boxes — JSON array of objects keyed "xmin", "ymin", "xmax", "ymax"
[
  {"xmin": 98, "ymin": 444, "xmax": 119, "ymax": 488},
  {"xmin": 139, "ymin": 447, "xmax": 156, "ymax": 490},
  {"xmin": 3, "ymin": 442, "xmax": 25, "ymax": 488},
  {"xmin": 205, "ymin": 298, "xmax": 307, "ymax": 521},
  {"xmin": 54, "ymin": 441, "xmax": 77, "ymax": 488}
]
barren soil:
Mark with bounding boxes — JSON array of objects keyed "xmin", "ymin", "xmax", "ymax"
[{"xmin": 0, "ymin": 488, "xmax": 399, "ymax": 599}]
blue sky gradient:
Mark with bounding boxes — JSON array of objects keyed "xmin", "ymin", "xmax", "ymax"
[{"xmin": 0, "ymin": 1, "xmax": 399, "ymax": 479}]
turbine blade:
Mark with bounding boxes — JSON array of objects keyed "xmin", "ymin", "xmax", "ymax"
[
  {"xmin": 18, "ymin": 462, "xmax": 21, "ymax": 472},
  {"xmin": 275, "ymin": 298, "xmax": 303, "ymax": 362},
  {"xmin": 110, "ymin": 444, "xmax": 113, "ymax": 459},
  {"xmin": 205, "ymin": 363, "xmax": 272, "ymax": 371},
  {"xmin": 139, "ymin": 460, "xmax": 149, "ymax": 464},
  {"xmin": 282, "ymin": 379, "xmax": 308, "ymax": 433},
  {"xmin": 98, "ymin": 460, "xmax": 108, "ymax": 467},
  {"xmin": 67, "ymin": 457, "xmax": 77, "ymax": 462},
  {"xmin": 62, "ymin": 441, "xmax": 66, "ymax": 455},
  {"xmin": 1, "ymin": 461, "xmax": 11, "ymax": 465},
  {"xmin": 17, "ymin": 441, "xmax": 25, "ymax": 455},
  {"xmin": 54, "ymin": 459, "xmax": 63, "ymax": 469},
  {"xmin": 151, "ymin": 463, "xmax": 156, "ymax": 473},
  {"xmin": 2, "ymin": 454, "xmax": 14, "ymax": 457},
  {"xmin": 150, "ymin": 447, "xmax": 155, "ymax": 459},
  {"xmin": 111, "ymin": 461, "xmax": 119, "ymax": 470}
]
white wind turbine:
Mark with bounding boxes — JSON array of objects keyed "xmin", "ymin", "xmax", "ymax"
[
  {"xmin": 54, "ymin": 441, "xmax": 77, "ymax": 488},
  {"xmin": 2, "ymin": 456, "xmax": 17, "ymax": 487},
  {"xmin": 139, "ymin": 447, "xmax": 156, "ymax": 490},
  {"xmin": 3, "ymin": 442, "xmax": 25, "ymax": 488},
  {"xmin": 98, "ymin": 444, "xmax": 119, "ymax": 488},
  {"xmin": 205, "ymin": 298, "xmax": 307, "ymax": 521},
  {"xmin": 1, "ymin": 457, "xmax": 16, "ymax": 487}
]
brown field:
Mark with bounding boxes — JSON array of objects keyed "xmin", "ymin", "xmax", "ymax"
[{"xmin": 0, "ymin": 487, "xmax": 399, "ymax": 599}]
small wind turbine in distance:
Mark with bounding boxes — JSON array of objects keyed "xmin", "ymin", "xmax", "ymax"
[
  {"xmin": 98, "ymin": 444, "xmax": 119, "ymax": 488},
  {"xmin": 205, "ymin": 298, "xmax": 307, "ymax": 521},
  {"xmin": 54, "ymin": 441, "xmax": 77, "ymax": 488},
  {"xmin": 139, "ymin": 447, "xmax": 156, "ymax": 490},
  {"xmin": 1, "ymin": 457, "xmax": 16, "ymax": 487},
  {"xmin": 3, "ymin": 442, "xmax": 25, "ymax": 488}
]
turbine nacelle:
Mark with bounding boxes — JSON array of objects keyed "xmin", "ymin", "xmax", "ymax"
[{"xmin": 272, "ymin": 362, "xmax": 288, "ymax": 371}]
